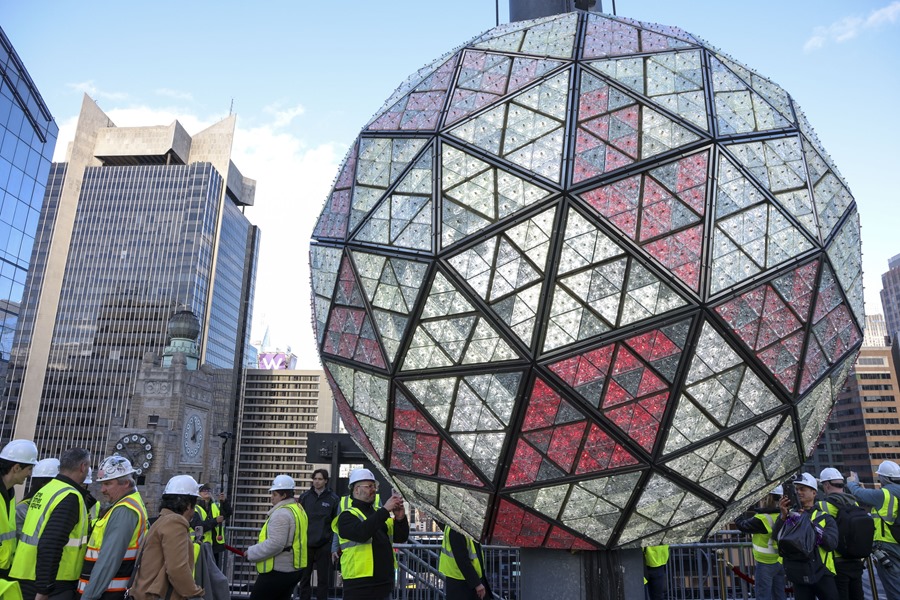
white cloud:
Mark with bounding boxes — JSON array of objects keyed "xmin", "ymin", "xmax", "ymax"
[
  {"xmin": 155, "ymin": 88, "xmax": 194, "ymax": 102},
  {"xmin": 67, "ymin": 80, "xmax": 128, "ymax": 101},
  {"xmin": 804, "ymin": 1, "xmax": 900, "ymax": 51},
  {"xmin": 263, "ymin": 103, "xmax": 306, "ymax": 128}
]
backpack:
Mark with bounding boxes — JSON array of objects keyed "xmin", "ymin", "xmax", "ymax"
[
  {"xmin": 778, "ymin": 511, "xmax": 825, "ymax": 585},
  {"xmin": 832, "ymin": 502, "xmax": 875, "ymax": 559}
]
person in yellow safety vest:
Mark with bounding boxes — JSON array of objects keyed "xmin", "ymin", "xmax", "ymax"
[
  {"xmin": 438, "ymin": 523, "xmax": 491, "ymax": 600},
  {"xmin": 643, "ymin": 545, "xmax": 669, "ymax": 600},
  {"xmin": 734, "ymin": 486, "xmax": 786, "ymax": 600},
  {"xmin": 244, "ymin": 474, "xmax": 308, "ymax": 600},
  {"xmin": 80, "ymin": 468, "xmax": 99, "ymax": 532},
  {"xmin": 847, "ymin": 460, "xmax": 900, "ymax": 600},
  {"xmin": 129, "ymin": 475, "xmax": 204, "ymax": 600},
  {"xmin": 336, "ymin": 468, "xmax": 408, "ymax": 600},
  {"xmin": 330, "ymin": 491, "xmax": 381, "ymax": 563},
  {"xmin": 11, "ymin": 447, "xmax": 91, "ymax": 600},
  {"xmin": 77, "ymin": 456, "xmax": 148, "ymax": 600},
  {"xmin": 0, "ymin": 439, "xmax": 38, "ymax": 579},
  {"xmin": 0, "ymin": 578, "xmax": 22, "ymax": 600},
  {"xmin": 192, "ymin": 484, "xmax": 231, "ymax": 569},
  {"xmin": 774, "ymin": 473, "xmax": 838, "ymax": 600},
  {"xmin": 816, "ymin": 468, "xmax": 868, "ymax": 600}
]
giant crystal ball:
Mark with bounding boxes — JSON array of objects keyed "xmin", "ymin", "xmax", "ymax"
[{"xmin": 310, "ymin": 11, "xmax": 863, "ymax": 549}]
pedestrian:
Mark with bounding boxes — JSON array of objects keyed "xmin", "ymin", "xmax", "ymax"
[
  {"xmin": 78, "ymin": 456, "xmax": 149, "ymax": 600},
  {"xmin": 11, "ymin": 447, "xmax": 91, "ymax": 600},
  {"xmin": 438, "ymin": 522, "xmax": 491, "ymax": 600},
  {"xmin": 129, "ymin": 475, "xmax": 204, "ymax": 600},
  {"xmin": 336, "ymin": 468, "xmax": 409, "ymax": 600},
  {"xmin": 193, "ymin": 484, "xmax": 231, "ymax": 568},
  {"xmin": 774, "ymin": 473, "xmax": 838, "ymax": 600},
  {"xmin": 0, "ymin": 439, "xmax": 38, "ymax": 578},
  {"xmin": 643, "ymin": 545, "xmax": 669, "ymax": 600},
  {"xmin": 298, "ymin": 469, "xmax": 338, "ymax": 600},
  {"xmin": 817, "ymin": 468, "xmax": 869, "ymax": 600},
  {"xmin": 245, "ymin": 475, "xmax": 308, "ymax": 600},
  {"xmin": 847, "ymin": 461, "xmax": 900, "ymax": 600},
  {"xmin": 734, "ymin": 486, "xmax": 786, "ymax": 600}
]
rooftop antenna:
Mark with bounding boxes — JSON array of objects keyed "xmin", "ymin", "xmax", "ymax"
[{"xmin": 229, "ymin": 98, "xmax": 234, "ymax": 115}]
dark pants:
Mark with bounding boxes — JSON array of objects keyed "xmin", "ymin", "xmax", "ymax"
[
  {"xmin": 793, "ymin": 573, "xmax": 839, "ymax": 600},
  {"xmin": 645, "ymin": 564, "xmax": 667, "ymax": 600},
  {"xmin": 835, "ymin": 559, "xmax": 865, "ymax": 600},
  {"xmin": 250, "ymin": 570, "xmax": 302, "ymax": 600},
  {"xmin": 299, "ymin": 545, "xmax": 332, "ymax": 600},
  {"xmin": 18, "ymin": 581, "xmax": 76, "ymax": 600},
  {"xmin": 445, "ymin": 577, "xmax": 482, "ymax": 600}
]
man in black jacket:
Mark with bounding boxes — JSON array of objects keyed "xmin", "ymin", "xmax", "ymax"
[
  {"xmin": 297, "ymin": 469, "xmax": 339, "ymax": 600},
  {"xmin": 336, "ymin": 468, "xmax": 408, "ymax": 600}
]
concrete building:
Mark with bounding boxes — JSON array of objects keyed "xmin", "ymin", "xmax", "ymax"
[
  {"xmin": 0, "ymin": 27, "xmax": 58, "ymax": 391},
  {"xmin": 0, "ymin": 95, "xmax": 259, "ymax": 467},
  {"xmin": 882, "ymin": 254, "xmax": 900, "ymax": 344},
  {"xmin": 808, "ymin": 314, "xmax": 900, "ymax": 484},
  {"xmin": 230, "ymin": 368, "xmax": 335, "ymax": 582}
]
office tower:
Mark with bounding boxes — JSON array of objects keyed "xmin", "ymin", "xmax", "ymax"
[
  {"xmin": 807, "ymin": 314, "xmax": 900, "ymax": 483},
  {"xmin": 231, "ymin": 368, "xmax": 335, "ymax": 582},
  {"xmin": 0, "ymin": 27, "xmax": 58, "ymax": 388},
  {"xmin": 1, "ymin": 95, "xmax": 259, "ymax": 464},
  {"xmin": 883, "ymin": 254, "xmax": 900, "ymax": 344}
]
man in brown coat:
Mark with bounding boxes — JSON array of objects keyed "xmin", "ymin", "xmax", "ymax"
[{"xmin": 130, "ymin": 475, "xmax": 203, "ymax": 600}]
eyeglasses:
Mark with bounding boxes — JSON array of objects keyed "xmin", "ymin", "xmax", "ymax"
[{"xmin": 356, "ymin": 483, "xmax": 378, "ymax": 490}]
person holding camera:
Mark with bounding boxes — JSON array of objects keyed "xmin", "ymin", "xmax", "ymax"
[{"xmin": 847, "ymin": 461, "xmax": 900, "ymax": 600}]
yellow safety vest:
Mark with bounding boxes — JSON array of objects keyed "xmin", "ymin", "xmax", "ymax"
[
  {"xmin": 10, "ymin": 479, "xmax": 88, "ymax": 581},
  {"xmin": 439, "ymin": 525, "xmax": 482, "ymax": 580},
  {"xmin": 337, "ymin": 506, "xmax": 396, "ymax": 579},
  {"xmin": 195, "ymin": 502, "xmax": 225, "ymax": 544},
  {"xmin": 809, "ymin": 509, "xmax": 836, "ymax": 575},
  {"xmin": 874, "ymin": 489, "xmax": 899, "ymax": 544},
  {"xmin": 0, "ymin": 579, "xmax": 22, "ymax": 600},
  {"xmin": 331, "ymin": 495, "xmax": 380, "ymax": 539},
  {"xmin": 0, "ymin": 492, "xmax": 17, "ymax": 571},
  {"xmin": 78, "ymin": 491, "xmax": 148, "ymax": 594},
  {"xmin": 256, "ymin": 503, "xmax": 307, "ymax": 573},
  {"xmin": 643, "ymin": 545, "xmax": 669, "ymax": 568},
  {"xmin": 751, "ymin": 513, "xmax": 781, "ymax": 565}
]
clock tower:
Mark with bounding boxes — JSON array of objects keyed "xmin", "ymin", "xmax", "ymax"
[{"xmin": 112, "ymin": 310, "xmax": 233, "ymax": 514}]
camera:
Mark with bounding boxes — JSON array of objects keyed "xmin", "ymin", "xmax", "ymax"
[{"xmin": 873, "ymin": 548, "xmax": 895, "ymax": 570}]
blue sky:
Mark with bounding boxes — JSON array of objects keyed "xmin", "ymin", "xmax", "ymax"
[{"xmin": 4, "ymin": 1, "xmax": 899, "ymax": 368}]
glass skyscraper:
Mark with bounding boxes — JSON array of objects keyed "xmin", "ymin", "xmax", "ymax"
[
  {"xmin": 1, "ymin": 96, "xmax": 258, "ymax": 462},
  {"xmin": 0, "ymin": 26, "xmax": 58, "ymax": 389}
]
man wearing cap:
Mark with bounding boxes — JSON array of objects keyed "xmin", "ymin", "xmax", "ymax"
[
  {"xmin": 847, "ymin": 460, "xmax": 900, "ymax": 599},
  {"xmin": 817, "ymin": 468, "xmax": 868, "ymax": 600},
  {"xmin": 336, "ymin": 468, "xmax": 408, "ymax": 600},
  {"xmin": 12, "ymin": 447, "xmax": 91, "ymax": 600},
  {"xmin": 774, "ymin": 473, "xmax": 838, "ymax": 600},
  {"xmin": 0, "ymin": 439, "xmax": 38, "ymax": 578},
  {"xmin": 78, "ymin": 456, "xmax": 148, "ymax": 600},
  {"xmin": 245, "ymin": 474, "xmax": 308, "ymax": 600},
  {"xmin": 193, "ymin": 484, "xmax": 231, "ymax": 568},
  {"xmin": 734, "ymin": 486, "xmax": 786, "ymax": 600}
]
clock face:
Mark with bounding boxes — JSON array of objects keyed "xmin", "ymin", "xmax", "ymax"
[
  {"xmin": 114, "ymin": 434, "xmax": 153, "ymax": 475},
  {"xmin": 183, "ymin": 414, "xmax": 204, "ymax": 458}
]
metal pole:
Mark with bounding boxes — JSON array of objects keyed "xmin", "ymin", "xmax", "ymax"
[{"xmin": 715, "ymin": 549, "xmax": 728, "ymax": 600}]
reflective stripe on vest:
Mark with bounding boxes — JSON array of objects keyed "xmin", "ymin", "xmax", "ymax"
[
  {"xmin": 438, "ymin": 525, "xmax": 482, "ymax": 580},
  {"xmin": 876, "ymin": 490, "xmax": 900, "ymax": 544},
  {"xmin": 78, "ymin": 491, "xmax": 148, "ymax": 593},
  {"xmin": 0, "ymin": 492, "xmax": 16, "ymax": 570},
  {"xmin": 255, "ymin": 502, "xmax": 307, "ymax": 574},
  {"xmin": 10, "ymin": 479, "xmax": 88, "ymax": 581},
  {"xmin": 337, "ymin": 506, "xmax": 396, "ymax": 579},
  {"xmin": 810, "ymin": 509, "xmax": 836, "ymax": 575}
]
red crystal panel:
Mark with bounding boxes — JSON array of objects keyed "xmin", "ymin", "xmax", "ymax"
[
  {"xmin": 505, "ymin": 440, "xmax": 543, "ymax": 486},
  {"xmin": 323, "ymin": 307, "xmax": 386, "ymax": 369},
  {"xmin": 545, "ymin": 526, "xmax": 600, "ymax": 550},
  {"xmin": 312, "ymin": 146, "xmax": 357, "ymax": 240},
  {"xmin": 580, "ymin": 175, "xmax": 640, "ymax": 240},
  {"xmin": 490, "ymin": 499, "xmax": 551, "ymax": 546},
  {"xmin": 605, "ymin": 392, "xmax": 668, "ymax": 452},
  {"xmin": 758, "ymin": 331, "xmax": 803, "ymax": 392},
  {"xmin": 576, "ymin": 424, "xmax": 639, "ymax": 474},
  {"xmin": 582, "ymin": 17, "xmax": 639, "ymax": 59},
  {"xmin": 772, "ymin": 261, "xmax": 818, "ymax": 323},
  {"xmin": 642, "ymin": 224, "xmax": 703, "ymax": 292},
  {"xmin": 368, "ymin": 56, "xmax": 458, "ymax": 131}
]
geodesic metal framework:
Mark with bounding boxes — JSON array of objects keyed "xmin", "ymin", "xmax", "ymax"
[{"xmin": 309, "ymin": 11, "xmax": 864, "ymax": 549}]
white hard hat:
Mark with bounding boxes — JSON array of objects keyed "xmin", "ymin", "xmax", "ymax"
[
  {"xmin": 269, "ymin": 474, "xmax": 295, "ymax": 491},
  {"xmin": 819, "ymin": 467, "xmax": 843, "ymax": 483},
  {"xmin": 164, "ymin": 474, "xmax": 201, "ymax": 496},
  {"xmin": 877, "ymin": 461, "xmax": 900, "ymax": 478},
  {"xmin": 793, "ymin": 472, "xmax": 818, "ymax": 490},
  {"xmin": 349, "ymin": 468, "xmax": 376, "ymax": 486},
  {"xmin": 96, "ymin": 455, "xmax": 136, "ymax": 482},
  {"xmin": 770, "ymin": 485, "xmax": 783, "ymax": 496},
  {"xmin": 84, "ymin": 467, "xmax": 93, "ymax": 485},
  {"xmin": 32, "ymin": 458, "xmax": 59, "ymax": 478},
  {"xmin": 0, "ymin": 440, "xmax": 38, "ymax": 465}
]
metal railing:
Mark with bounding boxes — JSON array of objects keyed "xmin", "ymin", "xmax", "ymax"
[{"xmin": 218, "ymin": 527, "xmax": 880, "ymax": 600}]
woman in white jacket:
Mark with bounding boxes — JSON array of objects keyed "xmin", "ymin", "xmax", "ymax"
[{"xmin": 245, "ymin": 475, "xmax": 308, "ymax": 600}]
